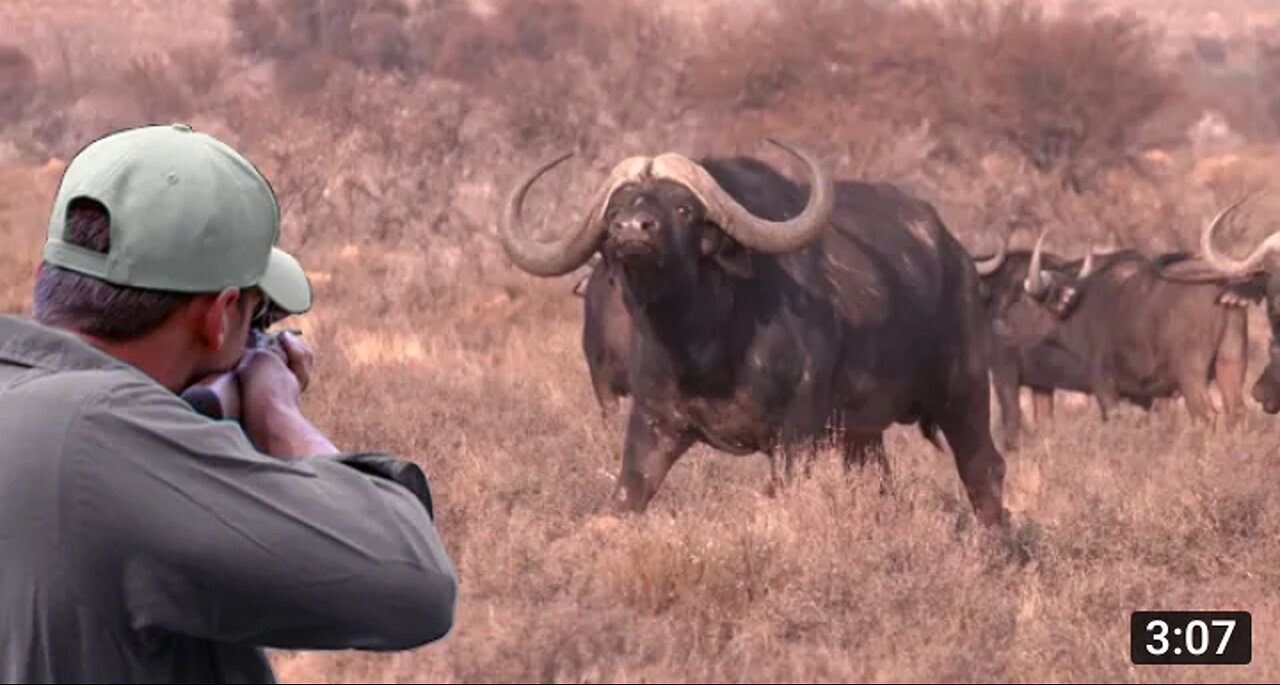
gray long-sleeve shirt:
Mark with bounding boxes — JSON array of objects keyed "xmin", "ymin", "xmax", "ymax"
[{"xmin": 0, "ymin": 315, "xmax": 458, "ymax": 684}]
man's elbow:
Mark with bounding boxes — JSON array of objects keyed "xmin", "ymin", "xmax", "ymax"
[
  {"xmin": 382, "ymin": 566, "xmax": 459, "ymax": 650},
  {"xmin": 410, "ymin": 568, "xmax": 459, "ymax": 647}
]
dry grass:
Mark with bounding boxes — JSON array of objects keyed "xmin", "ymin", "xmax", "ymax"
[{"xmin": 4, "ymin": 163, "xmax": 1279, "ymax": 683}]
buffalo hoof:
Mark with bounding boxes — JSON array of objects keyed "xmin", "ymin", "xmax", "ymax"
[
  {"xmin": 610, "ymin": 485, "xmax": 651, "ymax": 514},
  {"xmin": 967, "ymin": 501, "xmax": 1012, "ymax": 532}
]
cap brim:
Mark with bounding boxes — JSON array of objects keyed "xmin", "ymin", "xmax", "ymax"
[{"xmin": 258, "ymin": 247, "xmax": 312, "ymax": 315}]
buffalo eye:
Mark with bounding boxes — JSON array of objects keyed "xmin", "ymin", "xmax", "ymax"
[{"xmin": 676, "ymin": 205, "xmax": 692, "ymax": 219}]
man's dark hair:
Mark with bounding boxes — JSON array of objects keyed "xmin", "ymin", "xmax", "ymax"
[{"xmin": 32, "ymin": 198, "xmax": 248, "ymax": 341}]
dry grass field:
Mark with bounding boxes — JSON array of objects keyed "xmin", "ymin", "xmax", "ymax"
[{"xmin": 4, "ymin": 0, "xmax": 1280, "ymax": 683}]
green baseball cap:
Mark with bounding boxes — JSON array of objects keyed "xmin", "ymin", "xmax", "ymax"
[{"xmin": 42, "ymin": 123, "xmax": 312, "ymax": 315}]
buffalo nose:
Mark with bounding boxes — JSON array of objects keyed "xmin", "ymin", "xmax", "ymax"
[{"xmin": 613, "ymin": 214, "xmax": 658, "ymax": 237}]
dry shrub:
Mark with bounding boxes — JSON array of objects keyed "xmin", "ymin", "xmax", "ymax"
[
  {"xmin": 227, "ymin": 0, "xmax": 281, "ymax": 59},
  {"xmin": 936, "ymin": 0, "xmax": 1182, "ymax": 191},
  {"xmin": 683, "ymin": 1, "xmax": 948, "ymax": 123},
  {"xmin": 1260, "ymin": 35, "xmax": 1280, "ymax": 134},
  {"xmin": 1193, "ymin": 34, "xmax": 1229, "ymax": 66},
  {"xmin": 229, "ymin": 0, "xmax": 414, "ymax": 74},
  {"xmin": 270, "ymin": 47, "xmax": 356, "ymax": 98},
  {"xmin": 414, "ymin": 0, "xmax": 692, "ymax": 151},
  {"xmin": 1167, "ymin": 25, "xmax": 1280, "ymax": 147},
  {"xmin": 166, "ymin": 44, "xmax": 226, "ymax": 97},
  {"xmin": 120, "ymin": 53, "xmax": 194, "ymax": 123},
  {"xmin": 0, "ymin": 160, "xmax": 64, "ymax": 313},
  {"xmin": 676, "ymin": 0, "xmax": 951, "ymax": 163},
  {"xmin": 677, "ymin": 0, "xmax": 1181, "ymax": 190},
  {"xmin": 0, "ymin": 44, "xmax": 38, "ymax": 121}
]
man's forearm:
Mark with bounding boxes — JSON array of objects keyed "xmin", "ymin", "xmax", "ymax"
[{"xmin": 248, "ymin": 401, "xmax": 339, "ymax": 459}]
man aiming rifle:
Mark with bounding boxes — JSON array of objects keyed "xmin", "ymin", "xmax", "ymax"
[{"xmin": 0, "ymin": 124, "xmax": 458, "ymax": 684}]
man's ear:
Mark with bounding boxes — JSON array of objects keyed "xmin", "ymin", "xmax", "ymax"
[
  {"xmin": 700, "ymin": 229, "xmax": 754, "ymax": 279},
  {"xmin": 189, "ymin": 288, "xmax": 241, "ymax": 351}
]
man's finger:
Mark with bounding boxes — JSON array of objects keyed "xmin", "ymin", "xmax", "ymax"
[
  {"xmin": 277, "ymin": 332, "xmax": 312, "ymax": 391},
  {"xmin": 277, "ymin": 332, "xmax": 309, "ymax": 368}
]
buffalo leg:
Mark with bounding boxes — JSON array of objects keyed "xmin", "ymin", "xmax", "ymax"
[
  {"xmin": 1091, "ymin": 363, "xmax": 1118, "ymax": 422},
  {"xmin": 1031, "ymin": 390, "xmax": 1054, "ymax": 424},
  {"xmin": 841, "ymin": 431, "xmax": 886, "ymax": 468},
  {"xmin": 765, "ymin": 451, "xmax": 785, "ymax": 497},
  {"xmin": 938, "ymin": 414, "xmax": 1007, "ymax": 527},
  {"xmin": 934, "ymin": 385, "xmax": 1007, "ymax": 528},
  {"xmin": 1177, "ymin": 369, "xmax": 1216, "ymax": 426},
  {"xmin": 761, "ymin": 443, "xmax": 811, "ymax": 498},
  {"xmin": 990, "ymin": 362, "xmax": 1023, "ymax": 449},
  {"xmin": 1084, "ymin": 344, "xmax": 1120, "ymax": 422},
  {"xmin": 841, "ymin": 430, "xmax": 891, "ymax": 494},
  {"xmin": 780, "ymin": 436, "xmax": 822, "ymax": 484},
  {"xmin": 1173, "ymin": 340, "xmax": 1218, "ymax": 426},
  {"xmin": 591, "ymin": 383, "xmax": 621, "ymax": 420},
  {"xmin": 612, "ymin": 410, "xmax": 694, "ymax": 513},
  {"xmin": 765, "ymin": 435, "xmax": 822, "ymax": 496},
  {"xmin": 1214, "ymin": 310, "xmax": 1248, "ymax": 427}
]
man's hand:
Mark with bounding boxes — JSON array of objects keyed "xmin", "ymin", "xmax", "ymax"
[
  {"xmin": 278, "ymin": 331, "xmax": 314, "ymax": 393},
  {"xmin": 238, "ymin": 333, "xmax": 305, "ymax": 413},
  {"xmin": 237, "ymin": 330, "xmax": 339, "ymax": 460}
]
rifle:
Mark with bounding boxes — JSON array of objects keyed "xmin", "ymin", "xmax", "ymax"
[{"xmin": 181, "ymin": 325, "xmax": 303, "ymax": 421}]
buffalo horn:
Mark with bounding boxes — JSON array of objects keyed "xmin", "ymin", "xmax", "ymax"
[
  {"xmin": 973, "ymin": 237, "xmax": 1008, "ymax": 276},
  {"xmin": 1200, "ymin": 194, "xmax": 1280, "ymax": 277},
  {"xmin": 649, "ymin": 139, "xmax": 836, "ymax": 254},
  {"xmin": 1023, "ymin": 229, "xmax": 1051, "ymax": 297},
  {"xmin": 1078, "ymin": 246, "xmax": 1095, "ymax": 279},
  {"xmin": 499, "ymin": 154, "xmax": 656, "ymax": 277}
]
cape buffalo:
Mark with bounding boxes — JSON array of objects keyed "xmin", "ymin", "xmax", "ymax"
[
  {"xmin": 971, "ymin": 237, "xmax": 1090, "ymax": 445},
  {"xmin": 971, "ymin": 236, "xmax": 1179, "ymax": 446},
  {"xmin": 1017, "ymin": 218, "xmax": 1255, "ymax": 427},
  {"xmin": 1196, "ymin": 196, "xmax": 1280, "ymax": 413},
  {"xmin": 498, "ymin": 140, "xmax": 1008, "ymax": 527}
]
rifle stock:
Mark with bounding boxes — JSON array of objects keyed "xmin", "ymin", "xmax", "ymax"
[{"xmin": 182, "ymin": 372, "xmax": 241, "ymax": 420}]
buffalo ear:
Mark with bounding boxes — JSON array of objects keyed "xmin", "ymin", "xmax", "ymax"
[
  {"xmin": 701, "ymin": 229, "xmax": 754, "ymax": 278},
  {"xmin": 1217, "ymin": 277, "xmax": 1267, "ymax": 307},
  {"xmin": 1048, "ymin": 284, "xmax": 1079, "ymax": 317}
]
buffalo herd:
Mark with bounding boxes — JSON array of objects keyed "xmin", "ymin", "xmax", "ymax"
[{"xmin": 497, "ymin": 141, "xmax": 1278, "ymax": 526}]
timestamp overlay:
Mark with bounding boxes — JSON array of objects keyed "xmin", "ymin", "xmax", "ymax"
[{"xmin": 1131, "ymin": 611, "xmax": 1252, "ymax": 665}]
